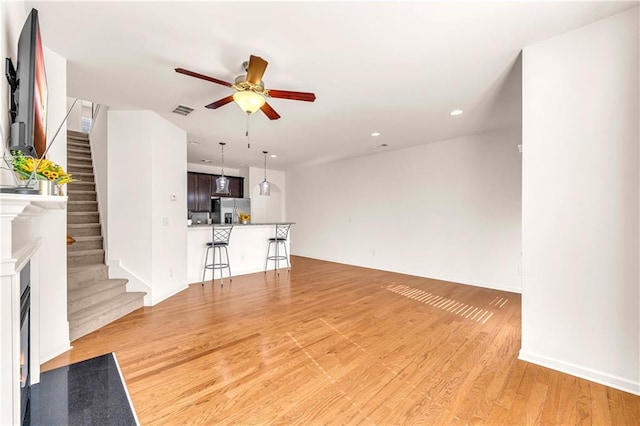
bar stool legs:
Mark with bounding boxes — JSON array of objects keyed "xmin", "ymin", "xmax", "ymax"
[
  {"xmin": 202, "ymin": 244, "xmax": 232, "ymax": 286},
  {"xmin": 202, "ymin": 225, "xmax": 234, "ymax": 286},
  {"xmin": 265, "ymin": 224, "xmax": 291, "ymax": 276}
]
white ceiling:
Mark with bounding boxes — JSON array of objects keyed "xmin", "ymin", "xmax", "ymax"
[{"xmin": 25, "ymin": 1, "xmax": 637, "ymax": 171}]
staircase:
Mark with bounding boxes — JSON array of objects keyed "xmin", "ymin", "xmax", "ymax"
[{"xmin": 66, "ymin": 130, "xmax": 145, "ymax": 342}]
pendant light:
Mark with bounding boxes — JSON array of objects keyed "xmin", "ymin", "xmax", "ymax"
[
  {"xmin": 259, "ymin": 150, "xmax": 271, "ymax": 196},
  {"xmin": 215, "ymin": 142, "xmax": 230, "ymax": 194}
]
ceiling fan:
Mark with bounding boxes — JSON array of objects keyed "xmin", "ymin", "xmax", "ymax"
[{"xmin": 175, "ymin": 55, "xmax": 316, "ymax": 120}]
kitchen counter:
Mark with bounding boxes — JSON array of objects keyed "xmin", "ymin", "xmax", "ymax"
[
  {"xmin": 187, "ymin": 222, "xmax": 294, "ymax": 283},
  {"xmin": 188, "ymin": 222, "xmax": 295, "ymax": 228}
]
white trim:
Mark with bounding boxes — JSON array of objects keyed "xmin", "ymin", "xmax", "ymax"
[
  {"xmin": 39, "ymin": 342, "xmax": 73, "ymax": 365},
  {"xmin": 112, "ymin": 352, "xmax": 140, "ymax": 426},
  {"xmin": 152, "ymin": 285, "xmax": 188, "ymax": 305},
  {"xmin": 295, "ymin": 254, "xmax": 521, "ymax": 294},
  {"xmin": 13, "ymin": 239, "xmax": 42, "ymax": 274},
  {"xmin": 106, "ymin": 259, "xmax": 152, "ymax": 306},
  {"xmin": 518, "ymin": 350, "xmax": 640, "ymax": 396}
]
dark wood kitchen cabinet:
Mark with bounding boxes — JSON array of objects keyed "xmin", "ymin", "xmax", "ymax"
[
  {"xmin": 196, "ymin": 173, "xmax": 212, "ymax": 211},
  {"xmin": 187, "ymin": 172, "xmax": 244, "ymax": 212},
  {"xmin": 187, "ymin": 172, "xmax": 198, "ymax": 211}
]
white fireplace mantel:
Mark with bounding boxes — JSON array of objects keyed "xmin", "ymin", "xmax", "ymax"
[{"xmin": 1, "ymin": 193, "xmax": 67, "ymax": 425}]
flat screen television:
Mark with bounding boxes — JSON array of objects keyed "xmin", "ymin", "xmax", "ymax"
[{"xmin": 6, "ymin": 8, "xmax": 47, "ymax": 159}]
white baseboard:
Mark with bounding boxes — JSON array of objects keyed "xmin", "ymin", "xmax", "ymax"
[
  {"xmin": 40, "ymin": 342, "xmax": 73, "ymax": 366},
  {"xmin": 292, "ymin": 253, "xmax": 521, "ymax": 294},
  {"xmin": 519, "ymin": 350, "xmax": 640, "ymax": 396},
  {"xmin": 152, "ymin": 285, "xmax": 188, "ymax": 305},
  {"xmin": 106, "ymin": 258, "xmax": 153, "ymax": 306}
]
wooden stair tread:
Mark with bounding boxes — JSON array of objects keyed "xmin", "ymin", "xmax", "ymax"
[
  {"xmin": 68, "ymin": 292, "xmax": 145, "ymax": 323},
  {"xmin": 67, "ymin": 155, "xmax": 93, "ymax": 161},
  {"xmin": 68, "ymin": 223, "xmax": 101, "ymax": 228},
  {"xmin": 70, "ymin": 235, "xmax": 102, "ymax": 242},
  {"xmin": 67, "ymin": 248, "xmax": 105, "ymax": 257},
  {"xmin": 68, "ymin": 278, "xmax": 128, "ymax": 303}
]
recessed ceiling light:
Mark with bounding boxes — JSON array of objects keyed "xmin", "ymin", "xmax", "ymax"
[
  {"xmin": 371, "ymin": 132, "xmax": 381, "ymax": 137},
  {"xmin": 188, "ymin": 140, "xmax": 200, "ymax": 145},
  {"xmin": 201, "ymin": 159, "xmax": 212, "ymax": 163},
  {"xmin": 450, "ymin": 109, "xmax": 463, "ymax": 116},
  {"xmin": 270, "ymin": 154, "xmax": 278, "ymax": 158}
]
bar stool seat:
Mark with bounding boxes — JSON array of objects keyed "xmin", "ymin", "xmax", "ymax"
[
  {"xmin": 202, "ymin": 225, "xmax": 233, "ymax": 286},
  {"xmin": 265, "ymin": 224, "xmax": 291, "ymax": 275}
]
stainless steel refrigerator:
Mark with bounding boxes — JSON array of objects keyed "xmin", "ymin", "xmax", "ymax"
[{"xmin": 211, "ymin": 197, "xmax": 251, "ymax": 224}]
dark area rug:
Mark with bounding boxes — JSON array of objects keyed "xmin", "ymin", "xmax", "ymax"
[{"xmin": 26, "ymin": 352, "xmax": 138, "ymax": 425}]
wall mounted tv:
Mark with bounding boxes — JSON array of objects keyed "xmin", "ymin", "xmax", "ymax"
[{"xmin": 5, "ymin": 8, "xmax": 48, "ymax": 159}]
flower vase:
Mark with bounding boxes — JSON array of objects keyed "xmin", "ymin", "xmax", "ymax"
[
  {"xmin": 242, "ymin": 220, "xmax": 248, "ymax": 224},
  {"xmin": 39, "ymin": 180, "xmax": 56, "ymax": 195}
]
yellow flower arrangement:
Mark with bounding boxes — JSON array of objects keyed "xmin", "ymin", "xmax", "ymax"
[
  {"xmin": 11, "ymin": 150, "xmax": 75, "ymax": 184},
  {"xmin": 238, "ymin": 211, "xmax": 251, "ymax": 223}
]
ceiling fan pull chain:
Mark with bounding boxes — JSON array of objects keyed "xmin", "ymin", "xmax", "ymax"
[{"xmin": 246, "ymin": 112, "xmax": 251, "ymax": 149}]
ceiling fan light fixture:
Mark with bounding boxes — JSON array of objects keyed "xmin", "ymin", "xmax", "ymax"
[{"xmin": 233, "ymin": 90, "xmax": 265, "ymax": 114}]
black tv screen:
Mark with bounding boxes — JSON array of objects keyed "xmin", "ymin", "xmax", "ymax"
[{"xmin": 9, "ymin": 8, "xmax": 47, "ymax": 158}]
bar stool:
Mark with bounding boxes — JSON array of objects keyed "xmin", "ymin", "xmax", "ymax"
[
  {"xmin": 202, "ymin": 225, "xmax": 233, "ymax": 286},
  {"xmin": 265, "ymin": 224, "xmax": 291, "ymax": 275}
]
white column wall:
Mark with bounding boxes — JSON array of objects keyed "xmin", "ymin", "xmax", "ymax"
[
  {"xmin": 521, "ymin": 7, "xmax": 639, "ymax": 394},
  {"xmin": 107, "ymin": 111, "xmax": 188, "ymax": 305},
  {"xmin": 150, "ymin": 116, "xmax": 189, "ymax": 303},
  {"xmin": 287, "ymin": 127, "xmax": 522, "ymax": 292},
  {"xmin": 34, "ymin": 47, "xmax": 70, "ymax": 361}
]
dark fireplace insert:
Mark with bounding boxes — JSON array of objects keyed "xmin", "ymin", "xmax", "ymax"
[{"xmin": 20, "ymin": 261, "xmax": 31, "ymax": 424}]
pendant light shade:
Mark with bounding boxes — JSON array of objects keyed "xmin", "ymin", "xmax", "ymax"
[
  {"xmin": 216, "ymin": 176, "xmax": 230, "ymax": 194},
  {"xmin": 260, "ymin": 150, "xmax": 271, "ymax": 196},
  {"xmin": 259, "ymin": 179, "xmax": 271, "ymax": 196},
  {"xmin": 233, "ymin": 90, "xmax": 265, "ymax": 114},
  {"xmin": 216, "ymin": 142, "xmax": 230, "ymax": 194}
]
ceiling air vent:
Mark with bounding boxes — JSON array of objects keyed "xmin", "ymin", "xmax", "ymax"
[{"xmin": 171, "ymin": 104, "xmax": 194, "ymax": 116}]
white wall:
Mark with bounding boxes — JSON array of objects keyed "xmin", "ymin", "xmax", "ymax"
[
  {"xmin": 34, "ymin": 47, "xmax": 70, "ymax": 361},
  {"xmin": 0, "ymin": 1, "xmax": 24, "ymax": 186},
  {"xmin": 66, "ymin": 97, "xmax": 82, "ymax": 132},
  {"xmin": 107, "ymin": 111, "xmax": 188, "ymax": 305},
  {"xmin": 2, "ymin": 2, "xmax": 71, "ymax": 362},
  {"xmin": 249, "ymin": 166, "xmax": 285, "ymax": 223},
  {"xmin": 521, "ymin": 7, "xmax": 639, "ymax": 395},
  {"xmin": 187, "ymin": 162, "xmax": 241, "ymax": 176},
  {"xmin": 287, "ymin": 127, "xmax": 522, "ymax": 292}
]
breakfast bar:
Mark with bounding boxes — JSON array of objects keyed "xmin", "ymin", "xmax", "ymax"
[{"xmin": 186, "ymin": 223, "xmax": 293, "ymax": 283}]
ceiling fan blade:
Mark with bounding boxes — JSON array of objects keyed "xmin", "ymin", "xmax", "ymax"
[
  {"xmin": 266, "ymin": 89, "xmax": 316, "ymax": 102},
  {"xmin": 175, "ymin": 68, "xmax": 233, "ymax": 88},
  {"xmin": 260, "ymin": 102, "xmax": 281, "ymax": 120},
  {"xmin": 246, "ymin": 55, "xmax": 268, "ymax": 85},
  {"xmin": 205, "ymin": 95, "xmax": 234, "ymax": 109}
]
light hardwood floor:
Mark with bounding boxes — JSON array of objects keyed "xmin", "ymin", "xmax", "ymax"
[{"xmin": 44, "ymin": 256, "xmax": 639, "ymax": 425}]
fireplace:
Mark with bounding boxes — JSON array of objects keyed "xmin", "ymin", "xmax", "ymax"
[
  {"xmin": 0, "ymin": 193, "xmax": 67, "ymax": 424},
  {"xmin": 20, "ymin": 261, "xmax": 31, "ymax": 424}
]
